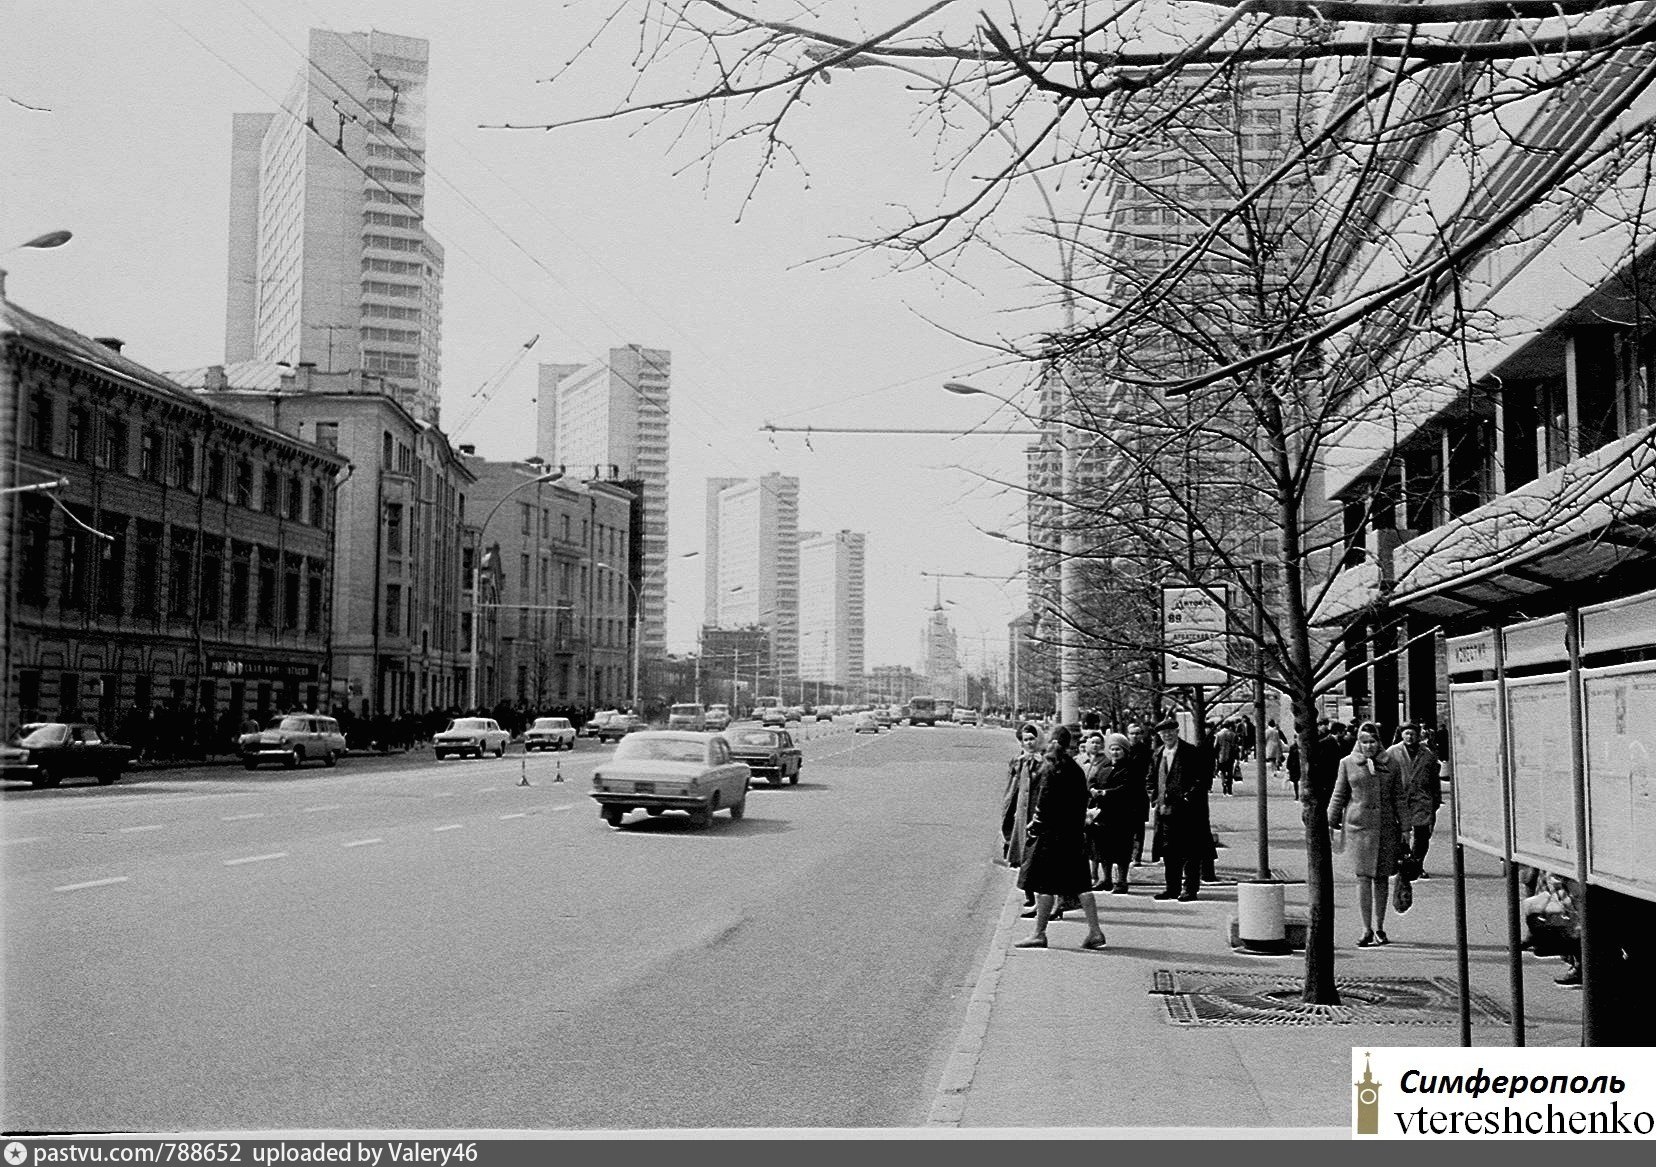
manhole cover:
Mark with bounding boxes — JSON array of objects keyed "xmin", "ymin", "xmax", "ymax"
[{"xmin": 1151, "ymin": 967, "xmax": 1510, "ymax": 1027}]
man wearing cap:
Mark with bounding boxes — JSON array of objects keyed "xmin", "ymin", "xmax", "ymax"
[
  {"xmin": 1386, "ymin": 722, "xmax": 1442, "ymax": 878},
  {"xmin": 1149, "ymin": 715, "xmax": 1213, "ymax": 902}
]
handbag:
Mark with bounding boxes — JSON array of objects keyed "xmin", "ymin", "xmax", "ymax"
[
  {"xmin": 1395, "ymin": 853, "xmax": 1422, "ymax": 882},
  {"xmin": 1393, "ymin": 876, "xmax": 1414, "ymax": 914}
]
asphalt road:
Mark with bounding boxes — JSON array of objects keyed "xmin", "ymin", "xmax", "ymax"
[{"xmin": 2, "ymin": 722, "xmax": 1012, "ymax": 1133}]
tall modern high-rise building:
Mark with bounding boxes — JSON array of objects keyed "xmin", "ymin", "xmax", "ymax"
[
  {"xmin": 704, "ymin": 474, "xmax": 799, "ymax": 680},
  {"xmin": 225, "ymin": 29, "xmax": 443, "ymax": 423},
  {"xmin": 537, "ymin": 347, "xmax": 671, "ymax": 658},
  {"xmin": 798, "ymin": 531, "xmax": 866, "ymax": 691},
  {"xmin": 920, "ymin": 597, "xmax": 964, "ymax": 702}
]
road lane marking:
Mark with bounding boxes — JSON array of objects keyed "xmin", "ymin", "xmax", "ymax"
[
  {"xmin": 221, "ymin": 812, "xmax": 265, "ymax": 822},
  {"xmin": 53, "ymin": 876, "xmax": 130, "ymax": 893},
  {"xmin": 477, "ymin": 787, "xmax": 498, "ymax": 794},
  {"xmin": 499, "ymin": 812, "xmax": 527, "ymax": 820},
  {"xmin": 301, "ymin": 804, "xmax": 342, "ymax": 813},
  {"xmin": 118, "ymin": 824, "xmax": 166, "ymax": 833},
  {"xmin": 344, "ymin": 838, "xmax": 384, "ymax": 848},
  {"xmin": 433, "ymin": 824, "xmax": 463, "ymax": 832},
  {"xmin": 223, "ymin": 852, "xmax": 288, "ymax": 866},
  {"xmin": 4, "ymin": 836, "xmax": 47, "ymax": 845},
  {"xmin": 431, "ymin": 792, "xmax": 456, "ymax": 798}
]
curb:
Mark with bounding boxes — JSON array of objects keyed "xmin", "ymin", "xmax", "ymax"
[{"xmin": 926, "ymin": 878, "xmax": 1023, "ymax": 1127}]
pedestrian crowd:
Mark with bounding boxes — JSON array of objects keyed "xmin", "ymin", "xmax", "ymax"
[{"xmin": 998, "ymin": 709, "xmax": 1451, "ymax": 953}]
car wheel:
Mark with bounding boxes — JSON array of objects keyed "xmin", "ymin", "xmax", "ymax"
[
  {"xmin": 32, "ymin": 769, "xmax": 60, "ymax": 789},
  {"xmin": 495, "ymin": 742, "xmax": 506, "ymax": 758},
  {"xmin": 243, "ymin": 758, "xmax": 260, "ymax": 770},
  {"xmin": 602, "ymin": 806, "xmax": 624, "ymax": 827},
  {"xmin": 96, "ymin": 768, "xmax": 122, "ymax": 786},
  {"xmin": 286, "ymin": 747, "xmax": 303, "ymax": 769},
  {"xmin": 323, "ymin": 750, "xmax": 338, "ymax": 768},
  {"xmin": 789, "ymin": 768, "xmax": 800, "ymax": 785},
  {"xmin": 769, "ymin": 773, "xmax": 782, "ymax": 786},
  {"xmin": 691, "ymin": 798, "xmax": 715, "ymax": 829},
  {"xmin": 729, "ymin": 795, "xmax": 745, "ymax": 821}
]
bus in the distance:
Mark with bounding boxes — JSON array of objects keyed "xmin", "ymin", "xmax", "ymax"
[{"xmin": 909, "ymin": 695, "xmax": 955, "ymax": 726}]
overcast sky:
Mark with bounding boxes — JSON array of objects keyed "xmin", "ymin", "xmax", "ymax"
[{"xmin": 2, "ymin": 0, "xmax": 1078, "ymax": 675}]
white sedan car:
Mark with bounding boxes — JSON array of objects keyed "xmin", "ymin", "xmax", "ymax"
[
  {"xmin": 590, "ymin": 731, "xmax": 750, "ymax": 829},
  {"xmin": 433, "ymin": 717, "xmax": 511, "ymax": 759},
  {"xmin": 523, "ymin": 716, "xmax": 576, "ymax": 751}
]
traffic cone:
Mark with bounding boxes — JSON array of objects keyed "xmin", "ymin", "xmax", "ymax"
[
  {"xmin": 519, "ymin": 756, "xmax": 530, "ymax": 787},
  {"xmin": 554, "ymin": 757, "xmax": 564, "ymax": 783}
]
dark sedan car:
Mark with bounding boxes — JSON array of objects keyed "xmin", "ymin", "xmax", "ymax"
[
  {"xmin": 723, "ymin": 726, "xmax": 802, "ymax": 785},
  {"xmin": 1, "ymin": 722, "xmax": 134, "ymax": 788}
]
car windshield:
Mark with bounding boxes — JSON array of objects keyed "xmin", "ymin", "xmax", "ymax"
[
  {"xmin": 670, "ymin": 706, "xmax": 701, "ymax": 716},
  {"xmin": 531, "ymin": 719, "xmax": 566, "ymax": 730},
  {"xmin": 731, "ymin": 731, "xmax": 778, "ymax": 747},
  {"xmin": 275, "ymin": 716, "xmax": 309, "ymax": 731},
  {"xmin": 14, "ymin": 724, "xmax": 69, "ymax": 747},
  {"xmin": 446, "ymin": 719, "xmax": 492, "ymax": 732},
  {"xmin": 614, "ymin": 737, "xmax": 707, "ymax": 764}
]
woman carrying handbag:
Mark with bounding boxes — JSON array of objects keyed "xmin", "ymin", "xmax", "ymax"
[{"xmin": 1327, "ymin": 721, "xmax": 1411, "ymax": 948}]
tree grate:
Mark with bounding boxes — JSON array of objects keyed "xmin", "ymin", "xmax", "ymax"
[{"xmin": 1150, "ymin": 967, "xmax": 1511, "ymax": 1027}]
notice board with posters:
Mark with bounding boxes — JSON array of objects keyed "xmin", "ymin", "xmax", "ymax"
[
  {"xmin": 1581, "ymin": 662, "xmax": 1656, "ymax": 903},
  {"xmin": 1504, "ymin": 674, "xmax": 1577, "ymax": 872},
  {"xmin": 1448, "ymin": 681, "xmax": 1506, "ymax": 859}
]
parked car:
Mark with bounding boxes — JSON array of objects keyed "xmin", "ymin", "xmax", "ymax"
[
  {"xmin": 785, "ymin": 705, "xmax": 805, "ymax": 723},
  {"xmin": 590, "ymin": 731, "xmax": 750, "ymax": 828},
  {"xmin": 704, "ymin": 704, "xmax": 732, "ymax": 732},
  {"xmin": 2, "ymin": 722, "xmax": 134, "ymax": 788},
  {"xmin": 851, "ymin": 711, "xmax": 880, "ymax": 734},
  {"xmin": 873, "ymin": 706, "xmax": 895, "ymax": 728},
  {"xmin": 523, "ymin": 716, "xmax": 576, "ymax": 751},
  {"xmin": 239, "ymin": 714, "xmax": 347, "ymax": 771},
  {"xmin": 597, "ymin": 713, "xmax": 647, "ymax": 743},
  {"xmin": 581, "ymin": 710, "xmax": 621, "ymax": 738},
  {"xmin": 724, "ymin": 725, "xmax": 803, "ymax": 785},
  {"xmin": 954, "ymin": 708, "xmax": 980, "ymax": 726},
  {"xmin": 433, "ymin": 717, "xmax": 511, "ymax": 759},
  {"xmin": 667, "ymin": 703, "xmax": 707, "ymax": 731},
  {"xmin": 759, "ymin": 707, "xmax": 788, "ymax": 728},
  {"xmin": 815, "ymin": 707, "xmax": 834, "ymax": 721}
]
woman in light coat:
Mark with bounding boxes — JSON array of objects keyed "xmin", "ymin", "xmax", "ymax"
[{"xmin": 1327, "ymin": 721, "xmax": 1411, "ymax": 947}]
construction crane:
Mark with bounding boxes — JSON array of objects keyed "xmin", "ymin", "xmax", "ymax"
[{"xmin": 449, "ymin": 334, "xmax": 540, "ymax": 438}]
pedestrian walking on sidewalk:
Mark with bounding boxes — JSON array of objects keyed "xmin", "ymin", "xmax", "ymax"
[
  {"xmin": 1080, "ymin": 731, "xmax": 1109, "ymax": 888},
  {"xmin": 1264, "ymin": 718, "xmax": 1285, "ymax": 779},
  {"xmin": 1124, "ymin": 720, "xmax": 1153, "ymax": 866},
  {"xmin": 1327, "ymin": 722, "xmax": 1411, "ymax": 948},
  {"xmin": 1150, "ymin": 714, "xmax": 1213, "ymax": 902},
  {"xmin": 1213, "ymin": 720, "xmax": 1239, "ymax": 797},
  {"xmin": 1386, "ymin": 722, "xmax": 1442, "ymax": 878},
  {"xmin": 1086, "ymin": 732, "xmax": 1145, "ymax": 895},
  {"xmin": 1002, "ymin": 722, "xmax": 1044, "ymax": 911},
  {"xmin": 1015, "ymin": 726, "xmax": 1108, "ymax": 950}
]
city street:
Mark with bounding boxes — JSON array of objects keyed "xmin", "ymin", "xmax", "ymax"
[{"xmin": 2, "ymin": 724, "xmax": 1010, "ymax": 1133}]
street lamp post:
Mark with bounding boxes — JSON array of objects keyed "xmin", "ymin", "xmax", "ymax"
[
  {"xmin": 598, "ymin": 550, "xmax": 697, "ymax": 714},
  {"xmin": 468, "ymin": 468, "xmax": 563, "ymax": 710}
]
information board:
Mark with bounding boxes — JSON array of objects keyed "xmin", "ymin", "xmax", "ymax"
[
  {"xmin": 1448, "ymin": 681, "xmax": 1506, "ymax": 859},
  {"xmin": 1161, "ymin": 585, "xmax": 1229, "ymax": 686},
  {"xmin": 1582, "ymin": 663, "xmax": 1656, "ymax": 904},
  {"xmin": 1505, "ymin": 675, "xmax": 1576, "ymax": 871}
]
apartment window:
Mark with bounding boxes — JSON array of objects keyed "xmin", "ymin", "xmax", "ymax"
[
  {"xmin": 306, "ymin": 566, "xmax": 324, "ymax": 634},
  {"xmin": 314, "ymin": 421, "xmax": 339, "ymax": 452},
  {"xmin": 17, "ymin": 498, "xmax": 50, "ymax": 605},
  {"xmin": 520, "ymin": 553, "xmax": 530, "ymax": 589},
  {"xmin": 282, "ymin": 556, "xmax": 301, "ymax": 631},
  {"xmin": 200, "ymin": 538, "xmax": 223, "ymax": 622},
  {"xmin": 385, "ymin": 503, "xmax": 404, "ymax": 554},
  {"xmin": 309, "ymin": 482, "xmax": 326, "ymax": 527},
  {"xmin": 562, "ymin": 514, "xmax": 570, "ymax": 541},
  {"xmin": 521, "ymin": 502, "xmax": 532, "ymax": 536},
  {"xmin": 140, "ymin": 429, "xmax": 162, "ymax": 482},
  {"xmin": 285, "ymin": 474, "xmax": 303, "ymax": 521},
  {"xmin": 382, "ymin": 431, "xmax": 394, "ymax": 466},
  {"xmin": 261, "ymin": 467, "xmax": 280, "ymax": 515},
  {"xmin": 65, "ymin": 407, "xmax": 88, "ymax": 461},
  {"xmin": 61, "ymin": 508, "xmax": 92, "ymax": 610},
  {"xmin": 97, "ymin": 514, "xmax": 128, "ymax": 615},
  {"xmin": 206, "ymin": 450, "xmax": 226, "ymax": 499},
  {"xmin": 173, "ymin": 438, "xmax": 196, "ymax": 490},
  {"xmin": 134, "ymin": 522, "xmax": 162, "ymax": 616},
  {"xmin": 25, "ymin": 392, "xmax": 53, "ymax": 453},
  {"xmin": 257, "ymin": 550, "xmax": 277, "ymax": 627},
  {"xmin": 167, "ymin": 528, "xmax": 194, "ymax": 618},
  {"xmin": 100, "ymin": 416, "xmax": 128, "ymax": 471},
  {"xmin": 229, "ymin": 543, "xmax": 251, "ymax": 625},
  {"xmin": 384, "ymin": 583, "xmax": 402, "ymax": 636},
  {"xmin": 233, "ymin": 459, "xmax": 253, "ymax": 507}
]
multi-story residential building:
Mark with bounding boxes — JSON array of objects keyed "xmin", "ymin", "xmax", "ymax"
[
  {"xmin": 698, "ymin": 625, "xmax": 773, "ymax": 711},
  {"xmin": 704, "ymin": 473, "xmax": 800, "ymax": 682},
  {"xmin": 226, "ymin": 28, "xmax": 444, "ymax": 422},
  {"xmin": 173, "ymin": 361, "xmax": 472, "ymax": 718},
  {"xmin": 3, "ymin": 287, "xmax": 346, "ymax": 740},
  {"xmin": 798, "ymin": 530, "xmax": 866, "ymax": 691},
  {"xmin": 703, "ymin": 476, "xmax": 743, "ymax": 627},
  {"xmin": 537, "ymin": 347, "xmax": 671, "ymax": 663},
  {"xmin": 461, "ymin": 454, "xmax": 634, "ymax": 711},
  {"xmin": 867, "ymin": 664, "xmax": 924, "ymax": 705}
]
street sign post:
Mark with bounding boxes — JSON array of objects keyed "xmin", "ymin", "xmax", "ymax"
[{"xmin": 1161, "ymin": 584, "xmax": 1230, "ymax": 688}]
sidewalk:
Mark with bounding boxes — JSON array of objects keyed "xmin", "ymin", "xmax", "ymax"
[{"xmin": 930, "ymin": 771, "xmax": 1584, "ymax": 1135}]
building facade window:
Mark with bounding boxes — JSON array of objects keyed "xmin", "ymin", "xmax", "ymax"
[
  {"xmin": 257, "ymin": 550, "xmax": 277, "ymax": 627},
  {"xmin": 25, "ymin": 392, "xmax": 53, "ymax": 453},
  {"xmin": 385, "ymin": 583, "xmax": 402, "ymax": 636},
  {"xmin": 229, "ymin": 543, "xmax": 251, "ymax": 626},
  {"xmin": 234, "ymin": 459, "xmax": 253, "ymax": 507},
  {"xmin": 200, "ymin": 537, "xmax": 223, "ymax": 622},
  {"xmin": 310, "ymin": 481, "xmax": 327, "ymax": 527},
  {"xmin": 99, "ymin": 416, "xmax": 128, "ymax": 472},
  {"xmin": 314, "ymin": 421, "xmax": 339, "ymax": 452},
  {"xmin": 140, "ymin": 429, "xmax": 162, "ymax": 482},
  {"xmin": 282, "ymin": 556, "xmax": 301, "ymax": 631},
  {"xmin": 97, "ymin": 514, "xmax": 128, "ymax": 615},
  {"xmin": 306, "ymin": 564, "xmax": 324, "ymax": 634},
  {"xmin": 261, "ymin": 467, "xmax": 280, "ymax": 515},
  {"xmin": 134, "ymin": 522, "xmax": 162, "ymax": 616},
  {"xmin": 385, "ymin": 502, "xmax": 404, "ymax": 555},
  {"xmin": 167, "ymin": 528, "xmax": 194, "ymax": 618},
  {"xmin": 60, "ymin": 509, "xmax": 92, "ymax": 610},
  {"xmin": 206, "ymin": 450, "xmax": 226, "ymax": 499},
  {"xmin": 173, "ymin": 438, "xmax": 196, "ymax": 490},
  {"xmin": 65, "ymin": 406, "xmax": 88, "ymax": 462}
]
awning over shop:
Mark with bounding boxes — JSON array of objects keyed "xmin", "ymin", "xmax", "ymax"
[{"xmin": 1315, "ymin": 423, "xmax": 1656, "ymax": 625}]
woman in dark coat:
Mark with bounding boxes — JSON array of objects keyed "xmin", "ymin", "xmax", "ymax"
[
  {"xmin": 1087, "ymin": 732, "xmax": 1146, "ymax": 895},
  {"xmin": 1015, "ymin": 726, "xmax": 1108, "ymax": 950},
  {"xmin": 1001, "ymin": 723, "xmax": 1044, "ymax": 911}
]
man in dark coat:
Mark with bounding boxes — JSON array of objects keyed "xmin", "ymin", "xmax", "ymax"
[
  {"xmin": 1014, "ymin": 726, "xmax": 1108, "ymax": 950},
  {"xmin": 1150, "ymin": 714, "xmax": 1213, "ymax": 901}
]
